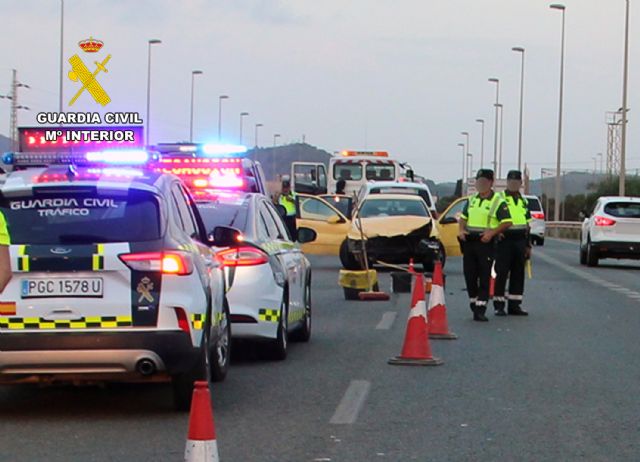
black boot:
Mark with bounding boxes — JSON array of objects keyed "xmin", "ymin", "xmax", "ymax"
[
  {"xmin": 508, "ymin": 302, "xmax": 528, "ymax": 316},
  {"xmin": 494, "ymin": 300, "xmax": 507, "ymax": 317},
  {"xmin": 473, "ymin": 304, "xmax": 489, "ymax": 322}
]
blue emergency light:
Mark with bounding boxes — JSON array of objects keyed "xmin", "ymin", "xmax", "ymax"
[
  {"xmin": 2, "ymin": 149, "xmax": 155, "ymax": 168},
  {"xmin": 201, "ymin": 144, "xmax": 248, "ymax": 156}
]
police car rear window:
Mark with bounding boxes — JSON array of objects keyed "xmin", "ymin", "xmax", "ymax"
[
  {"xmin": 196, "ymin": 202, "xmax": 249, "ymax": 233},
  {"xmin": 1, "ymin": 190, "xmax": 162, "ymax": 244}
]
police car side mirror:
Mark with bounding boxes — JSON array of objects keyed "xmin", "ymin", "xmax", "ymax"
[
  {"xmin": 210, "ymin": 226, "xmax": 243, "ymax": 247},
  {"xmin": 297, "ymin": 227, "xmax": 317, "ymax": 244},
  {"xmin": 275, "ymin": 204, "xmax": 287, "ymax": 218}
]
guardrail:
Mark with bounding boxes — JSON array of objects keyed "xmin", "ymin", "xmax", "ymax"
[{"xmin": 545, "ymin": 221, "xmax": 582, "ymax": 239}]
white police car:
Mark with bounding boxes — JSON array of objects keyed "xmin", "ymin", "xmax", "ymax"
[{"xmin": 0, "ymin": 150, "xmax": 230, "ymax": 410}]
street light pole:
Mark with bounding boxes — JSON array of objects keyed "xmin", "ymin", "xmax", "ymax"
[
  {"xmin": 550, "ymin": 3, "xmax": 566, "ymax": 222},
  {"xmin": 475, "ymin": 119, "xmax": 485, "ymax": 168},
  {"xmin": 496, "ymin": 103, "xmax": 504, "ymax": 178},
  {"xmin": 458, "ymin": 143, "xmax": 466, "ymax": 195},
  {"xmin": 620, "ymin": 0, "xmax": 630, "ymax": 196},
  {"xmin": 189, "ymin": 70, "xmax": 203, "ymax": 143},
  {"xmin": 218, "ymin": 95, "xmax": 229, "ymax": 141},
  {"xmin": 145, "ymin": 39, "xmax": 162, "ymax": 145},
  {"xmin": 467, "ymin": 153, "xmax": 474, "ymax": 179},
  {"xmin": 461, "ymin": 131, "xmax": 470, "ymax": 182},
  {"xmin": 254, "ymin": 123, "xmax": 263, "ymax": 147},
  {"xmin": 239, "ymin": 112, "xmax": 249, "ymax": 144},
  {"xmin": 512, "ymin": 47, "xmax": 526, "ymax": 172},
  {"xmin": 488, "ymin": 78, "xmax": 500, "ymax": 174},
  {"xmin": 597, "ymin": 152, "xmax": 603, "ymax": 173}
]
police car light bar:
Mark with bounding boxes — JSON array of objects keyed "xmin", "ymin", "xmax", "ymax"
[{"xmin": 3, "ymin": 149, "xmax": 153, "ymax": 167}]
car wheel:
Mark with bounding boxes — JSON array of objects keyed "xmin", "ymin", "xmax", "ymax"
[
  {"xmin": 438, "ymin": 242, "xmax": 447, "ymax": 268},
  {"xmin": 579, "ymin": 245, "xmax": 587, "ymax": 265},
  {"xmin": 172, "ymin": 340, "xmax": 209, "ymax": 412},
  {"xmin": 538, "ymin": 238, "xmax": 545, "ymax": 246},
  {"xmin": 340, "ymin": 240, "xmax": 362, "ymax": 270},
  {"xmin": 291, "ymin": 278, "xmax": 311, "ymax": 343},
  {"xmin": 210, "ymin": 298, "xmax": 231, "ymax": 383},
  {"xmin": 586, "ymin": 239, "xmax": 599, "ymax": 267},
  {"xmin": 267, "ymin": 297, "xmax": 289, "ymax": 360},
  {"xmin": 422, "ymin": 257, "xmax": 435, "ymax": 273}
]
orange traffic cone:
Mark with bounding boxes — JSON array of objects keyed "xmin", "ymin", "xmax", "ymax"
[
  {"xmin": 184, "ymin": 381, "xmax": 220, "ymax": 462},
  {"xmin": 388, "ymin": 272, "xmax": 443, "ymax": 366},
  {"xmin": 427, "ymin": 261, "xmax": 458, "ymax": 340}
]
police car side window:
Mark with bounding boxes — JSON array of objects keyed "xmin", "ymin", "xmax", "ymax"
[
  {"xmin": 259, "ymin": 204, "xmax": 280, "ymax": 240},
  {"xmin": 171, "ymin": 184, "xmax": 198, "ymax": 238},
  {"xmin": 266, "ymin": 202, "xmax": 292, "ymax": 242},
  {"xmin": 178, "ymin": 184, "xmax": 202, "ymax": 238}
]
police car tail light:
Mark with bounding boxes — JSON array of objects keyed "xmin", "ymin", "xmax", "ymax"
[
  {"xmin": 594, "ymin": 215, "xmax": 616, "ymax": 227},
  {"xmin": 531, "ymin": 212, "xmax": 545, "ymax": 220},
  {"xmin": 119, "ymin": 251, "xmax": 194, "ymax": 275},
  {"xmin": 215, "ymin": 246, "xmax": 268, "ymax": 267}
]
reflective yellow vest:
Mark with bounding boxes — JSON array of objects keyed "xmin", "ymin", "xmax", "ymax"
[
  {"xmin": 501, "ymin": 192, "xmax": 529, "ymax": 230},
  {"xmin": 465, "ymin": 192, "xmax": 506, "ymax": 233},
  {"xmin": 279, "ymin": 193, "xmax": 297, "ymax": 216},
  {"xmin": 0, "ymin": 211, "xmax": 10, "ymax": 245}
]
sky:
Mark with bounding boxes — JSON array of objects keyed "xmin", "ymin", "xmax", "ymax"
[{"xmin": 0, "ymin": 0, "xmax": 639, "ymax": 182}]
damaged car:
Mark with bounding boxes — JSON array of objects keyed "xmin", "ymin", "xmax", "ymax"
[{"xmin": 339, "ymin": 194, "xmax": 444, "ymax": 272}]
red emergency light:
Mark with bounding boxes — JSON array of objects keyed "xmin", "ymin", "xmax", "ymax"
[{"xmin": 151, "ymin": 156, "xmax": 245, "ymax": 190}]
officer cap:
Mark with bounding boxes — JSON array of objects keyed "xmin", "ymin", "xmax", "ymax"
[
  {"xmin": 507, "ymin": 170, "xmax": 523, "ymax": 180},
  {"xmin": 476, "ymin": 169, "xmax": 494, "ymax": 181}
]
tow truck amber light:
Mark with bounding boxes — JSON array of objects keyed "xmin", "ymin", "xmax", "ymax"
[
  {"xmin": 594, "ymin": 215, "xmax": 616, "ymax": 227},
  {"xmin": 215, "ymin": 246, "xmax": 268, "ymax": 267},
  {"xmin": 119, "ymin": 251, "xmax": 194, "ymax": 275}
]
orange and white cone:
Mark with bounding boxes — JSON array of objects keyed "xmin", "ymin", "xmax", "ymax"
[
  {"xmin": 427, "ymin": 261, "xmax": 458, "ymax": 340},
  {"xmin": 184, "ymin": 381, "xmax": 219, "ymax": 462},
  {"xmin": 388, "ymin": 272, "xmax": 443, "ymax": 366}
]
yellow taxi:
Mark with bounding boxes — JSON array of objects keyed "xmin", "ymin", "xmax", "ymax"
[
  {"xmin": 295, "ymin": 194, "xmax": 352, "ymax": 255},
  {"xmin": 435, "ymin": 196, "xmax": 469, "ymax": 258}
]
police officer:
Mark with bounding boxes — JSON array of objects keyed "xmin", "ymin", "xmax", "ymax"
[
  {"xmin": 458, "ymin": 169, "xmax": 512, "ymax": 322},
  {"xmin": 493, "ymin": 170, "xmax": 531, "ymax": 316},
  {"xmin": 0, "ymin": 208, "xmax": 12, "ymax": 292},
  {"xmin": 278, "ymin": 179, "xmax": 297, "ymax": 241}
]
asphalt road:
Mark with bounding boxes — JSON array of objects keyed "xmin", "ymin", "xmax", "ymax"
[{"xmin": 2, "ymin": 238, "xmax": 640, "ymax": 461}]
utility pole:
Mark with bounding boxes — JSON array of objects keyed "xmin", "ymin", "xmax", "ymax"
[{"xmin": 0, "ymin": 70, "xmax": 30, "ymax": 151}]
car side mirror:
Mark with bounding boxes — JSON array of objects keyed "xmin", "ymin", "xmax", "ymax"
[
  {"xmin": 297, "ymin": 227, "xmax": 317, "ymax": 244},
  {"xmin": 326, "ymin": 215, "xmax": 344, "ymax": 225},
  {"xmin": 210, "ymin": 226, "xmax": 243, "ymax": 247},
  {"xmin": 439, "ymin": 216, "xmax": 458, "ymax": 225}
]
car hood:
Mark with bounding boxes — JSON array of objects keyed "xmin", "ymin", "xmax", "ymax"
[{"xmin": 348, "ymin": 216, "xmax": 437, "ymax": 240}]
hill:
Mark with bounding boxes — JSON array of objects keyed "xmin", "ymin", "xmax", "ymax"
[{"xmin": 247, "ymin": 143, "xmax": 332, "ymax": 181}]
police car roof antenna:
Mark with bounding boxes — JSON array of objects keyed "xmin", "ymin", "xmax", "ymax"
[{"xmin": 356, "ymin": 199, "xmax": 390, "ymax": 302}]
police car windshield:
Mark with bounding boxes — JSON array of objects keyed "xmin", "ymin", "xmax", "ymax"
[
  {"xmin": 359, "ymin": 198, "xmax": 428, "ymax": 218},
  {"xmin": 1, "ymin": 190, "xmax": 163, "ymax": 244},
  {"xmin": 196, "ymin": 201, "xmax": 249, "ymax": 233}
]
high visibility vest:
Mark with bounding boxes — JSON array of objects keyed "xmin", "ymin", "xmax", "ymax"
[
  {"xmin": 279, "ymin": 193, "xmax": 297, "ymax": 216},
  {"xmin": 0, "ymin": 211, "xmax": 10, "ymax": 245},
  {"xmin": 501, "ymin": 192, "xmax": 529, "ymax": 231},
  {"xmin": 466, "ymin": 192, "xmax": 505, "ymax": 233}
]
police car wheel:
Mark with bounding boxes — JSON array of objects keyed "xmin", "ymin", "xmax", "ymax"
[
  {"xmin": 210, "ymin": 298, "xmax": 231, "ymax": 383},
  {"xmin": 291, "ymin": 278, "xmax": 312, "ymax": 342},
  {"xmin": 267, "ymin": 296, "xmax": 289, "ymax": 360},
  {"xmin": 172, "ymin": 341, "xmax": 210, "ymax": 412}
]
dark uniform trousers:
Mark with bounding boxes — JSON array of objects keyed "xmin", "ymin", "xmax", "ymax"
[
  {"xmin": 462, "ymin": 237, "xmax": 494, "ymax": 315},
  {"xmin": 494, "ymin": 233, "xmax": 527, "ymax": 311},
  {"xmin": 284, "ymin": 216, "xmax": 297, "ymax": 242}
]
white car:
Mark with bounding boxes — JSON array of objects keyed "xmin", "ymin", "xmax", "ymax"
[
  {"xmin": 580, "ymin": 196, "xmax": 640, "ymax": 266},
  {"xmin": 196, "ymin": 191, "xmax": 315, "ymax": 360},
  {"xmin": 0, "ymin": 153, "xmax": 230, "ymax": 410},
  {"xmin": 357, "ymin": 181, "xmax": 437, "ymax": 217},
  {"xmin": 524, "ymin": 195, "xmax": 545, "ymax": 246}
]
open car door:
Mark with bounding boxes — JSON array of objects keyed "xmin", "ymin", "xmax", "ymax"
[
  {"xmin": 296, "ymin": 194, "xmax": 350, "ymax": 255},
  {"xmin": 436, "ymin": 197, "xmax": 468, "ymax": 258}
]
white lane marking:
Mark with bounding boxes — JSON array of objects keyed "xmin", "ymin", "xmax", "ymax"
[
  {"xmin": 376, "ymin": 312, "xmax": 397, "ymax": 330},
  {"xmin": 536, "ymin": 252, "xmax": 638, "ymax": 301},
  {"xmin": 330, "ymin": 380, "xmax": 371, "ymax": 425}
]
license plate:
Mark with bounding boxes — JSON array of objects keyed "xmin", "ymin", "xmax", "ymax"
[{"xmin": 21, "ymin": 278, "xmax": 104, "ymax": 298}]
